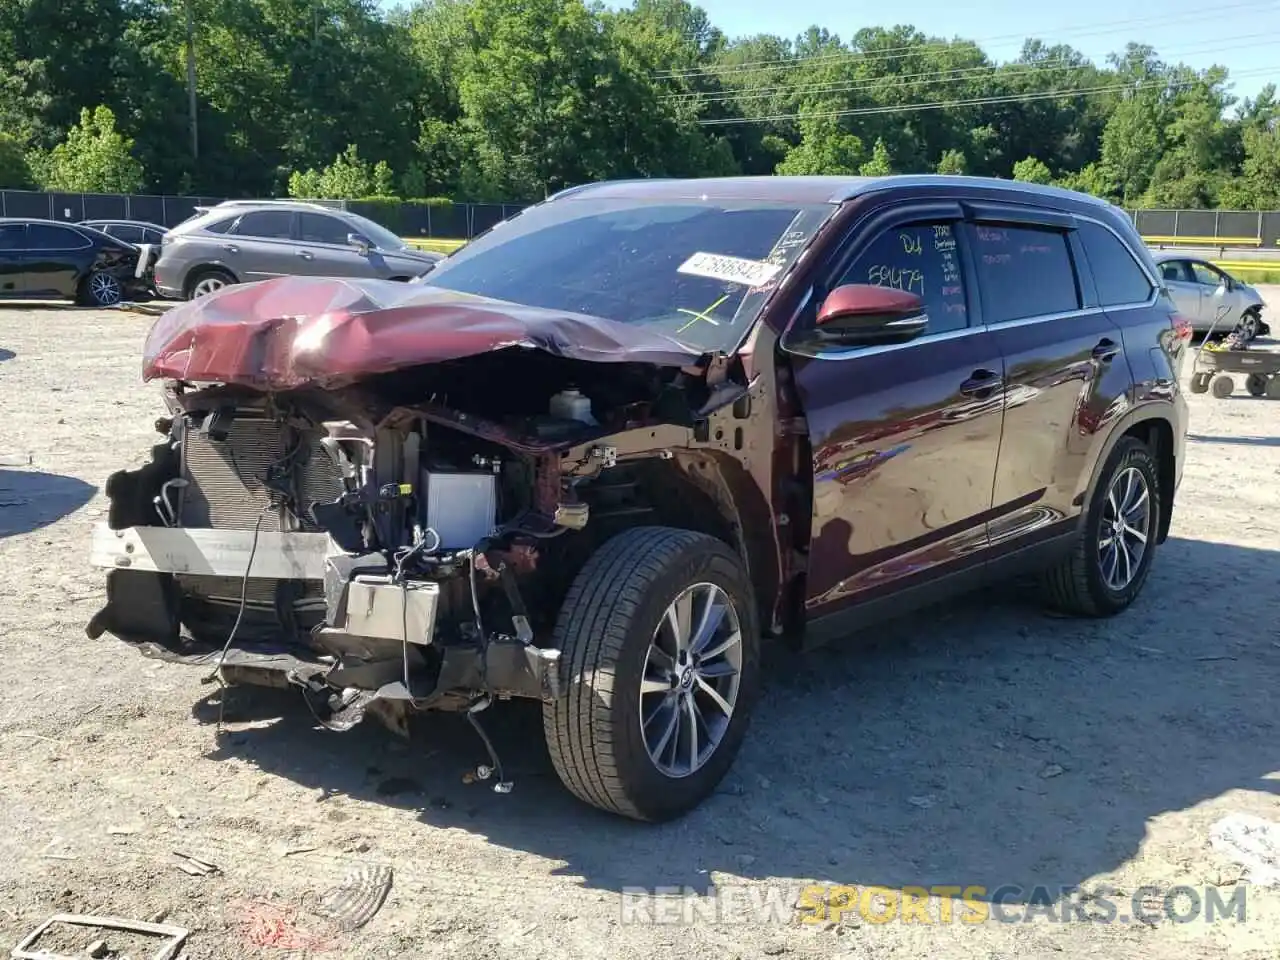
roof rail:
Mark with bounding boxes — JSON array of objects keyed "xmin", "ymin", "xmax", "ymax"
[{"xmin": 209, "ymin": 198, "xmax": 348, "ymax": 211}]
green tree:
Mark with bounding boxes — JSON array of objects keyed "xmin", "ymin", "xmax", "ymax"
[
  {"xmin": 776, "ymin": 116, "xmax": 864, "ymax": 175},
  {"xmin": 1012, "ymin": 156, "xmax": 1053, "ymax": 184},
  {"xmin": 30, "ymin": 105, "xmax": 144, "ymax": 192},
  {"xmin": 0, "ymin": 131, "xmax": 32, "ymax": 187},
  {"xmin": 936, "ymin": 148, "xmax": 967, "ymax": 175},
  {"xmin": 859, "ymin": 137, "xmax": 893, "ymax": 176}
]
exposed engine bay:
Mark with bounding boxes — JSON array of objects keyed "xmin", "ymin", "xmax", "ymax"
[{"xmin": 87, "ymin": 342, "xmax": 772, "ymax": 739}]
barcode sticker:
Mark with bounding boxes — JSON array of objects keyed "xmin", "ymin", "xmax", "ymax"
[{"xmin": 677, "ymin": 251, "xmax": 782, "ymax": 288}]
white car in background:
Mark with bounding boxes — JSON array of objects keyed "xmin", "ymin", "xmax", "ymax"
[{"xmin": 1153, "ymin": 252, "xmax": 1269, "ymax": 340}]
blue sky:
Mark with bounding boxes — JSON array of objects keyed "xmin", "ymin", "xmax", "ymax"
[{"xmin": 687, "ymin": 0, "xmax": 1278, "ymax": 103}]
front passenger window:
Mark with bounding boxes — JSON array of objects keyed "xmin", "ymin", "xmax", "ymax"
[{"xmin": 836, "ymin": 222, "xmax": 970, "ymax": 335}]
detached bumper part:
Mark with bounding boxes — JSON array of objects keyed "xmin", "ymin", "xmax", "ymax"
[{"xmin": 87, "ymin": 523, "xmax": 564, "ymax": 724}]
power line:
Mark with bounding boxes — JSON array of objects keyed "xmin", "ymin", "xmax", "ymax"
[
  {"xmin": 663, "ymin": 36, "xmax": 1257, "ymax": 106},
  {"xmin": 653, "ymin": 0, "xmax": 1278, "ymax": 80},
  {"xmin": 694, "ymin": 66, "xmax": 1278, "ymax": 126}
]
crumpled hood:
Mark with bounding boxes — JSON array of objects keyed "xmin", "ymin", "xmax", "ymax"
[{"xmin": 142, "ymin": 275, "xmax": 704, "ymax": 390}]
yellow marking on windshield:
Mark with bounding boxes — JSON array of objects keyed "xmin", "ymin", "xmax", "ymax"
[{"xmin": 676, "ymin": 294, "xmax": 730, "ymax": 333}]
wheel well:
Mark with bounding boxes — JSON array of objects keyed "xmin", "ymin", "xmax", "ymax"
[
  {"xmin": 534, "ymin": 456, "xmax": 764, "ymax": 629},
  {"xmin": 1121, "ymin": 418, "xmax": 1175, "ymax": 544}
]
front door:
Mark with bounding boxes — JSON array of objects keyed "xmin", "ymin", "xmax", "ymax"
[
  {"xmin": 1158, "ymin": 260, "xmax": 1205, "ymax": 323},
  {"xmin": 295, "ymin": 211, "xmax": 383, "ymax": 279},
  {"xmin": 23, "ymin": 222, "xmax": 88, "ymax": 297},
  {"xmin": 782, "ymin": 203, "xmax": 1006, "ymax": 620}
]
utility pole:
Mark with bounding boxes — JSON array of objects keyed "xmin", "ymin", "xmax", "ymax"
[{"xmin": 184, "ymin": 0, "xmax": 199, "ymax": 161}]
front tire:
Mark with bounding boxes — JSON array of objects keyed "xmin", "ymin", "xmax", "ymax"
[
  {"xmin": 80, "ymin": 270, "xmax": 122, "ymax": 307},
  {"xmin": 1042, "ymin": 436, "xmax": 1161, "ymax": 618},
  {"xmin": 543, "ymin": 527, "xmax": 760, "ymax": 822},
  {"xmin": 1237, "ymin": 310, "xmax": 1261, "ymax": 342}
]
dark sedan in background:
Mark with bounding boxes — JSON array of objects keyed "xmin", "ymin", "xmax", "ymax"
[
  {"xmin": 79, "ymin": 218, "xmax": 169, "ymax": 246},
  {"xmin": 0, "ymin": 218, "xmax": 150, "ymax": 306}
]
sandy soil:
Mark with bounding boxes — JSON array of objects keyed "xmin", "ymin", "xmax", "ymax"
[{"xmin": 1, "ymin": 301, "xmax": 1278, "ymax": 960}]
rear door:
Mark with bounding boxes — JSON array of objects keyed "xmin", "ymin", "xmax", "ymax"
[
  {"xmin": 24, "ymin": 223, "xmax": 92, "ymax": 297},
  {"xmin": 1187, "ymin": 259, "xmax": 1235, "ymax": 330},
  {"xmin": 782, "ymin": 200, "xmax": 1006, "ymax": 618},
  {"xmin": 0, "ymin": 222, "xmax": 26, "ymax": 295},
  {"xmin": 964, "ymin": 204, "xmax": 1133, "ymax": 547},
  {"xmin": 224, "ymin": 209, "xmax": 298, "ymax": 282}
]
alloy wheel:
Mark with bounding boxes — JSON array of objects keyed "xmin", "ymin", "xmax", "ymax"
[
  {"xmin": 1098, "ymin": 466, "xmax": 1152, "ymax": 592},
  {"xmin": 89, "ymin": 272, "xmax": 121, "ymax": 306},
  {"xmin": 639, "ymin": 582, "xmax": 743, "ymax": 778},
  {"xmin": 191, "ymin": 276, "xmax": 226, "ymax": 298}
]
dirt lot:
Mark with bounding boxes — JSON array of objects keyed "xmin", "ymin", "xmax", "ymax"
[{"xmin": 1, "ymin": 301, "xmax": 1278, "ymax": 960}]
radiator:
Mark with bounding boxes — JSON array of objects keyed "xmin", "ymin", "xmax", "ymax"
[
  {"xmin": 179, "ymin": 413, "xmax": 345, "ymax": 531},
  {"xmin": 176, "ymin": 411, "xmax": 345, "ymax": 624}
]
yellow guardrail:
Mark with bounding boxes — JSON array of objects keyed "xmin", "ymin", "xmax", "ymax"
[
  {"xmin": 403, "ymin": 237, "xmax": 467, "ymax": 254},
  {"xmin": 1142, "ymin": 234, "xmax": 1262, "ymax": 247}
]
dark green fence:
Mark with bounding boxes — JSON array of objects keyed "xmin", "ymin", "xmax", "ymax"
[{"xmin": 4, "ymin": 189, "xmax": 1280, "ymax": 246}]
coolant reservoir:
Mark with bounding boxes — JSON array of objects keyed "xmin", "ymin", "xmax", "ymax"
[{"xmin": 549, "ymin": 387, "xmax": 597, "ymax": 425}]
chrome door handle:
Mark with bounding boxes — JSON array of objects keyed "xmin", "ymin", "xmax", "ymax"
[
  {"xmin": 297, "ymin": 250, "xmax": 313, "ymax": 260},
  {"xmin": 220, "ymin": 243, "xmax": 239, "ymax": 255},
  {"xmin": 959, "ymin": 369, "xmax": 1003, "ymax": 398},
  {"xmin": 1092, "ymin": 338, "xmax": 1119, "ymax": 361}
]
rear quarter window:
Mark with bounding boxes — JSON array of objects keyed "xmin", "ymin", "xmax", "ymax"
[
  {"xmin": 971, "ymin": 224, "xmax": 1080, "ymax": 323},
  {"xmin": 1079, "ymin": 222, "xmax": 1154, "ymax": 306}
]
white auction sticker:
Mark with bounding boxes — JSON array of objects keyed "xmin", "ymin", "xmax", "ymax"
[{"xmin": 677, "ymin": 251, "xmax": 782, "ymax": 288}]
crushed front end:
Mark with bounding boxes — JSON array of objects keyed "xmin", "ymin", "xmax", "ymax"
[{"xmin": 86, "ymin": 275, "xmax": 760, "ymax": 738}]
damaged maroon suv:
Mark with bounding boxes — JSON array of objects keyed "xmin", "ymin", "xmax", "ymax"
[{"xmin": 88, "ymin": 175, "xmax": 1191, "ymax": 821}]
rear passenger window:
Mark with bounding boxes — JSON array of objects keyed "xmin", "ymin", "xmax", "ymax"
[
  {"xmin": 837, "ymin": 221, "xmax": 970, "ymax": 335},
  {"xmin": 971, "ymin": 224, "xmax": 1079, "ymax": 323},
  {"xmin": 232, "ymin": 210, "xmax": 294, "ymax": 239},
  {"xmin": 1079, "ymin": 222, "xmax": 1153, "ymax": 305}
]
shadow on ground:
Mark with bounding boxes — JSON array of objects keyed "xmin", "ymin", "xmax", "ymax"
[
  {"xmin": 193, "ymin": 536, "xmax": 1280, "ymax": 902},
  {"xmin": 0, "ymin": 348, "xmax": 13, "ymax": 362},
  {"xmin": 1189, "ymin": 433, "xmax": 1280, "ymax": 447},
  {"xmin": 0, "ymin": 468, "xmax": 95, "ymax": 537}
]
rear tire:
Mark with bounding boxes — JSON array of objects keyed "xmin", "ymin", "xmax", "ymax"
[
  {"xmin": 1041, "ymin": 436, "xmax": 1161, "ymax": 618},
  {"xmin": 1211, "ymin": 375, "xmax": 1234, "ymax": 398},
  {"xmin": 543, "ymin": 526, "xmax": 760, "ymax": 822},
  {"xmin": 1246, "ymin": 373, "xmax": 1268, "ymax": 397},
  {"xmin": 185, "ymin": 267, "xmax": 235, "ymax": 300}
]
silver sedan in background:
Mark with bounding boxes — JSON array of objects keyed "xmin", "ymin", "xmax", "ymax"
[{"xmin": 1153, "ymin": 252, "xmax": 1268, "ymax": 340}]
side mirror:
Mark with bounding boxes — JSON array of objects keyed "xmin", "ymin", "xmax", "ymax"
[
  {"xmin": 1214, "ymin": 281, "xmax": 1228, "ymax": 298},
  {"xmin": 812, "ymin": 284, "xmax": 929, "ymax": 347},
  {"xmin": 347, "ymin": 232, "xmax": 372, "ymax": 254}
]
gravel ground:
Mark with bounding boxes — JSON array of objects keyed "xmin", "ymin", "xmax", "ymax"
[{"xmin": 1, "ymin": 301, "xmax": 1278, "ymax": 960}]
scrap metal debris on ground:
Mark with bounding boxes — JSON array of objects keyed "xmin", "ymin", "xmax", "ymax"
[
  {"xmin": 10, "ymin": 913, "xmax": 188, "ymax": 960},
  {"xmin": 232, "ymin": 899, "xmax": 339, "ymax": 953},
  {"xmin": 314, "ymin": 864, "xmax": 394, "ymax": 932}
]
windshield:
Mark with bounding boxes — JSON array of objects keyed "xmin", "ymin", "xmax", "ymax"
[
  {"xmin": 346, "ymin": 212, "xmax": 407, "ymax": 251},
  {"xmin": 420, "ymin": 195, "xmax": 834, "ymax": 353}
]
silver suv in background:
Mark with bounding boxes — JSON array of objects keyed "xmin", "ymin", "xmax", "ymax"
[{"xmin": 153, "ymin": 200, "xmax": 443, "ymax": 300}]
